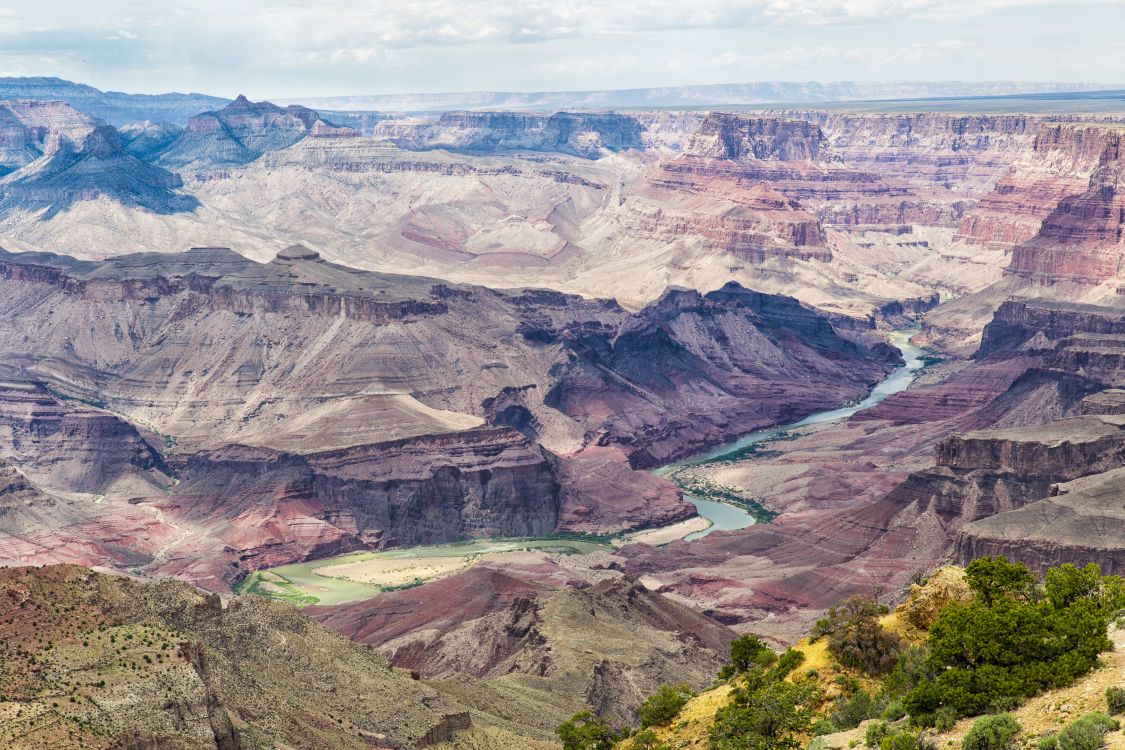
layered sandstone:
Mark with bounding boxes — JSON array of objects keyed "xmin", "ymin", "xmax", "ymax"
[
  {"xmin": 1006, "ymin": 127, "xmax": 1124, "ymax": 285},
  {"xmin": 956, "ymin": 466, "xmax": 1125, "ymax": 574},
  {"xmin": 956, "ymin": 123, "xmax": 1114, "ymax": 250},
  {"xmin": 374, "ymin": 110, "xmax": 646, "ymax": 158},
  {"xmin": 0, "ymin": 99, "xmax": 97, "ymax": 171}
]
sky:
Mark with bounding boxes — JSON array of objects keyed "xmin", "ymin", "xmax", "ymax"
[{"xmin": 0, "ymin": 0, "xmax": 1123, "ymax": 98}]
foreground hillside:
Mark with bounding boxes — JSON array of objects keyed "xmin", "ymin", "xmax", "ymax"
[
  {"xmin": 614, "ymin": 562, "xmax": 1125, "ymax": 750},
  {"xmin": 0, "ymin": 564, "xmax": 517, "ymax": 749}
]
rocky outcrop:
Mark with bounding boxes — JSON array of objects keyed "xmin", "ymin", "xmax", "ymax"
[
  {"xmin": 119, "ymin": 120, "xmax": 184, "ymax": 160},
  {"xmin": 155, "ymin": 95, "xmax": 357, "ymax": 170},
  {"xmin": 374, "ymin": 110, "xmax": 646, "ymax": 158},
  {"xmin": 627, "ymin": 179, "xmax": 832, "ymax": 263},
  {"xmin": 0, "ymin": 99, "xmax": 97, "ymax": 172},
  {"xmin": 955, "ymin": 123, "xmax": 1113, "ymax": 249},
  {"xmin": 166, "ymin": 426, "xmax": 562, "ymax": 583},
  {"xmin": 977, "ymin": 300, "xmax": 1125, "ymax": 367},
  {"xmin": 312, "ymin": 572, "xmax": 735, "ymax": 730},
  {"xmin": 956, "ymin": 466, "xmax": 1125, "ymax": 574},
  {"xmin": 556, "ymin": 447, "xmax": 694, "ymax": 533},
  {"xmin": 0, "ymin": 378, "xmax": 170, "ymax": 493},
  {"xmin": 544, "ymin": 282, "xmax": 900, "ymax": 467},
  {"xmin": 682, "ymin": 114, "xmax": 828, "ymax": 162},
  {"xmin": 0, "ymin": 124, "xmax": 199, "ymax": 215},
  {"xmin": 1006, "ymin": 128, "xmax": 1123, "ymax": 285}
]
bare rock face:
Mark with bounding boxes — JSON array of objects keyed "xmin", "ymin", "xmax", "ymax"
[
  {"xmin": 162, "ymin": 427, "xmax": 562, "ymax": 588},
  {"xmin": 118, "ymin": 120, "xmax": 184, "ymax": 160},
  {"xmin": 956, "ymin": 123, "xmax": 1113, "ymax": 250},
  {"xmin": 0, "ymin": 245, "xmax": 899, "ymax": 587},
  {"xmin": 311, "ymin": 571, "xmax": 735, "ymax": 731},
  {"xmin": 1006, "ymin": 128, "xmax": 1124, "ymax": 285},
  {"xmin": 155, "ymin": 95, "xmax": 357, "ymax": 170},
  {"xmin": 555, "ymin": 447, "xmax": 693, "ymax": 533},
  {"xmin": 0, "ymin": 124, "xmax": 198, "ymax": 215},
  {"xmin": 956, "ymin": 466, "xmax": 1125, "ymax": 574},
  {"xmin": 0, "ymin": 377, "xmax": 170, "ymax": 493},
  {"xmin": 0, "ymin": 99, "xmax": 97, "ymax": 172},
  {"xmin": 543, "ymin": 282, "xmax": 900, "ymax": 468},
  {"xmin": 374, "ymin": 110, "xmax": 646, "ymax": 158},
  {"xmin": 618, "ymin": 300, "xmax": 1125, "ymax": 641},
  {"xmin": 683, "ymin": 114, "xmax": 828, "ymax": 161}
]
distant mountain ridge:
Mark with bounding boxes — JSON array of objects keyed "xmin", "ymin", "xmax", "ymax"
[
  {"xmin": 281, "ymin": 81, "xmax": 1120, "ymax": 112},
  {"xmin": 0, "ymin": 76, "xmax": 229, "ymax": 126}
]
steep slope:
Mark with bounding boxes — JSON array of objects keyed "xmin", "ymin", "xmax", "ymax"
[
  {"xmin": 923, "ymin": 124, "xmax": 1124, "ymax": 354},
  {"xmin": 312, "ymin": 571, "xmax": 736, "ymax": 734},
  {"xmin": 0, "ymin": 124, "xmax": 199, "ymax": 216},
  {"xmin": 0, "ymin": 564, "xmax": 495, "ymax": 750},
  {"xmin": 0, "ymin": 99, "xmax": 98, "ymax": 172}
]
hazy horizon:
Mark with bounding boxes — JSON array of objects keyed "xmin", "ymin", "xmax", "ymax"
[{"xmin": 0, "ymin": 1, "xmax": 1122, "ymax": 100}]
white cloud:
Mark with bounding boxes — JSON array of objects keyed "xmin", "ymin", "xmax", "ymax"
[{"xmin": 0, "ymin": 0, "xmax": 1121, "ymax": 96}]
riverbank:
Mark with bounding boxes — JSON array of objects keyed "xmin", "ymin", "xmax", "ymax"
[{"xmin": 655, "ymin": 326, "xmax": 933, "ymax": 540}]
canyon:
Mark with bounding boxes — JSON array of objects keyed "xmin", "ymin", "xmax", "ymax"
[{"xmin": 0, "ymin": 75, "xmax": 1122, "ymax": 750}]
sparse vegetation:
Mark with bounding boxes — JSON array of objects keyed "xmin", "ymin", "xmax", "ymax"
[
  {"xmin": 961, "ymin": 714, "xmax": 1021, "ymax": 750},
  {"xmin": 1055, "ymin": 713, "xmax": 1120, "ymax": 750},
  {"xmin": 1104, "ymin": 686, "xmax": 1125, "ymax": 716},
  {"xmin": 639, "ymin": 684, "xmax": 696, "ymax": 728},
  {"xmin": 709, "ymin": 634, "xmax": 821, "ymax": 750},
  {"xmin": 558, "ymin": 710, "xmax": 626, "ymax": 750}
]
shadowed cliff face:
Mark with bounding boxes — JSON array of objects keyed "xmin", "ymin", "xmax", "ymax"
[
  {"xmin": 153, "ymin": 95, "xmax": 357, "ymax": 170},
  {"xmin": 0, "ymin": 125, "xmax": 199, "ymax": 216}
]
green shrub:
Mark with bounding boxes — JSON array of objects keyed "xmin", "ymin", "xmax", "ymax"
[
  {"xmin": 880, "ymin": 701, "xmax": 907, "ymax": 721},
  {"xmin": 710, "ymin": 679, "xmax": 820, "ymax": 750},
  {"xmin": 905, "ymin": 561, "xmax": 1123, "ymax": 722},
  {"xmin": 811, "ymin": 718, "xmax": 837, "ymax": 737},
  {"xmin": 1106, "ymin": 686, "xmax": 1125, "ymax": 716},
  {"xmin": 829, "ymin": 617, "xmax": 903, "ymax": 676},
  {"xmin": 831, "ymin": 688, "xmax": 876, "ymax": 729},
  {"xmin": 632, "ymin": 729, "xmax": 671, "ymax": 750},
  {"xmin": 639, "ymin": 684, "xmax": 696, "ymax": 728},
  {"xmin": 1056, "ymin": 713, "xmax": 1120, "ymax": 750},
  {"xmin": 1037, "ymin": 734, "xmax": 1058, "ymax": 750},
  {"xmin": 557, "ymin": 711, "xmax": 623, "ymax": 750},
  {"xmin": 932, "ymin": 707, "xmax": 958, "ymax": 733},
  {"xmin": 865, "ymin": 721, "xmax": 890, "ymax": 748},
  {"xmin": 771, "ymin": 649, "xmax": 807, "ymax": 680},
  {"xmin": 880, "ymin": 729, "xmax": 928, "ymax": 750},
  {"xmin": 721, "ymin": 634, "xmax": 777, "ymax": 678},
  {"xmin": 962, "ymin": 714, "xmax": 1021, "ymax": 750}
]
